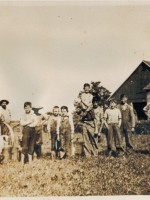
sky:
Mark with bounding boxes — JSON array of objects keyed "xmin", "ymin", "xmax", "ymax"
[{"xmin": 1, "ymin": 1, "xmax": 150, "ymax": 119}]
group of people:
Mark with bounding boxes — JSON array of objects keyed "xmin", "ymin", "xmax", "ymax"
[
  {"xmin": 20, "ymin": 103, "xmax": 74, "ymax": 164},
  {"xmin": 74, "ymin": 83, "xmax": 136, "ymax": 158},
  {"xmin": 0, "ymin": 82, "xmax": 149, "ymax": 164}
]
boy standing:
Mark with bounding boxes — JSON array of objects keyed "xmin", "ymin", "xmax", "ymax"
[
  {"xmin": 59, "ymin": 106, "xmax": 74, "ymax": 159},
  {"xmin": 20, "ymin": 102, "xmax": 37, "ymax": 164},
  {"xmin": 104, "ymin": 99, "xmax": 124, "ymax": 156},
  {"xmin": 47, "ymin": 106, "xmax": 61, "ymax": 159},
  {"xmin": 92, "ymin": 98, "xmax": 104, "ymax": 136}
]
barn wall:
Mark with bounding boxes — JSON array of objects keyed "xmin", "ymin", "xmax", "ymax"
[{"xmin": 112, "ymin": 62, "xmax": 150, "ymax": 103}]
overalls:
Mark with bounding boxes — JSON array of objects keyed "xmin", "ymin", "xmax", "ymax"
[{"xmin": 59, "ymin": 116, "xmax": 72, "ymax": 157}]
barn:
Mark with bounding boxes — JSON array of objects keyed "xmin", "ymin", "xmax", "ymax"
[{"xmin": 111, "ymin": 60, "xmax": 150, "ymax": 120}]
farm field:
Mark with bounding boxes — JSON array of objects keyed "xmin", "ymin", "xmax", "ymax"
[{"xmin": 0, "ymin": 132, "xmax": 150, "ymax": 196}]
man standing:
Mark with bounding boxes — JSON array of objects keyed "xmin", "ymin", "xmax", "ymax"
[
  {"xmin": 20, "ymin": 102, "xmax": 37, "ymax": 164},
  {"xmin": 118, "ymin": 94, "xmax": 135, "ymax": 150},
  {"xmin": 0, "ymin": 100, "xmax": 11, "ymax": 135},
  {"xmin": 81, "ymin": 105, "xmax": 99, "ymax": 157}
]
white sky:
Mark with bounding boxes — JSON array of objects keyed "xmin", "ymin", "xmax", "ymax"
[{"xmin": 1, "ymin": 1, "xmax": 150, "ymax": 119}]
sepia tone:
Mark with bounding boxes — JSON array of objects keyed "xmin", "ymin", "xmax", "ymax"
[{"xmin": 0, "ymin": 1, "xmax": 150, "ymax": 197}]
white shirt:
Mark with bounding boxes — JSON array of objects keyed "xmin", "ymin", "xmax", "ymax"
[
  {"xmin": 104, "ymin": 108, "xmax": 121, "ymax": 124},
  {"xmin": 0, "ymin": 107, "xmax": 11, "ymax": 124},
  {"xmin": 80, "ymin": 92, "xmax": 93, "ymax": 109},
  {"xmin": 0, "ymin": 135, "xmax": 9, "ymax": 153},
  {"xmin": 47, "ymin": 115, "xmax": 61, "ymax": 134},
  {"xmin": 20, "ymin": 111, "xmax": 37, "ymax": 128}
]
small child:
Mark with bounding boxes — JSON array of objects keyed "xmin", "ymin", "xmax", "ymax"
[
  {"xmin": 79, "ymin": 83, "xmax": 93, "ymax": 112},
  {"xmin": 47, "ymin": 106, "xmax": 61, "ymax": 159},
  {"xmin": 59, "ymin": 106, "xmax": 74, "ymax": 159}
]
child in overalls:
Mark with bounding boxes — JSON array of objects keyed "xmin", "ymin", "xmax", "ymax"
[
  {"xmin": 47, "ymin": 106, "xmax": 61, "ymax": 159},
  {"xmin": 59, "ymin": 106, "xmax": 74, "ymax": 159}
]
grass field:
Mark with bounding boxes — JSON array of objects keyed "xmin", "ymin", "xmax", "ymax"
[{"xmin": 0, "ymin": 132, "xmax": 150, "ymax": 196}]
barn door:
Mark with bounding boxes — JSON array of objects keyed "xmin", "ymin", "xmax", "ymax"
[{"xmin": 133, "ymin": 102, "xmax": 147, "ymax": 120}]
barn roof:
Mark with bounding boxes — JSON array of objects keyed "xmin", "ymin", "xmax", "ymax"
[
  {"xmin": 143, "ymin": 82, "xmax": 150, "ymax": 90},
  {"xmin": 143, "ymin": 60, "xmax": 150, "ymax": 67},
  {"xmin": 110, "ymin": 60, "xmax": 150, "ymax": 98}
]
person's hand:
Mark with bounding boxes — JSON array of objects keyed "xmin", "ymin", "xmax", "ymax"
[
  {"xmin": 131, "ymin": 127, "xmax": 135, "ymax": 133},
  {"xmin": 0, "ymin": 118, "xmax": 4, "ymax": 123},
  {"xmin": 94, "ymin": 133, "xmax": 98, "ymax": 138}
]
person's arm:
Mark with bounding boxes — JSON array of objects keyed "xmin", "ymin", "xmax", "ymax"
[
  {"xmin": 56, "ymin": 116, "xmax": 61, "ymax": 141},
  {"xmin": 118, "ymin": 109, "xmax": 122, "ymax": 127},
  {"xmin": 103, "ymin": 110, "xmax": 109, "ymax": 129},
  {"xmin": 0, "ymin": 108, "xmax": 3, "ymax": 123},
  {"xmin": 69, "ymin": 114, "xmax": 74, "ymax": 133},
  {"xmin": 94, "ymin": 118, "xmax": 98, "ymax": 134},
  {"xmin": 129, "ymin": 106, "xmax": 135, "ymax": 131},
  {"xmin": 47, "ymin": 116, "xmax": 52, "ymax": 133},
  {"xmin": 98, "ymin": 108, "xmax": 104, "ymax": 134}
]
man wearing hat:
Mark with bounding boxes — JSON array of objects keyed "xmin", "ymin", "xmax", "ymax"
[
  {"xmin": 118, "ymin": 94, "xmax": 135, "ymax": 150},
  {"xmin": 0, "ymin": 100, "xmax": 11, "ymax": 135}
]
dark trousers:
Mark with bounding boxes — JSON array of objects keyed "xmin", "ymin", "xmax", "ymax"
[
  {"xmin": 121, "ymin": 126, "xmax": 133, "ymax": 147},
  {"xmin": 1, "ymin": 123, "xmax": 9, "ymax": 135},
  {"xmin": 51, "ymin": 132, "xmax": 57, "ymax": 152},
  {"xmin": 82, "ymin": 123, "xmax": 98, "ymax": 156},
  {"xmin": 60, "ymin": 131, "xmax": 71, "ymax": 157},
  {"xmin": 34, "ymin": 144, "xmax": 42, "ymax": 158},
  {"xmin": 22, "ymin": 127, "xmax": 36, "ymax": 155}
]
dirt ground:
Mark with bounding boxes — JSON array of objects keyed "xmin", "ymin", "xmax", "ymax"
[{"xmin": 0, "ymin": 132, "xmax": 150, "ymax": 196}]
